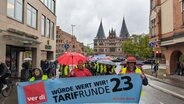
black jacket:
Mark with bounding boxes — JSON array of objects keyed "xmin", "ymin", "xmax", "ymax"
[{"xmin": 0, "ymin": 63, "xmax": 10, "ymax": 76}]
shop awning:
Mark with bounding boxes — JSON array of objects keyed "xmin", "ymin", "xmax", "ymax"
[{"xmin": 3, "ymin": 34, "xmax": 41, "ymax": 44}]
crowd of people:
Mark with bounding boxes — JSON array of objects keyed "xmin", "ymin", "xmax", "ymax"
[
  {"xmin": 58, "ymin": 56, "xmax": 148, "ymax": 86},
  {"xmin": 0, "ymin": 56, "xmax": 149, "ymax": 94}
]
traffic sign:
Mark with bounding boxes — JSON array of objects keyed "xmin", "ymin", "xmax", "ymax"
[
  {"xmin": 149, "ymin": 42, "xmax": 155, "ymax": 47},
  {"xmin": 64, "ymin": 44, "xmax": 70, "ymax": 50}
]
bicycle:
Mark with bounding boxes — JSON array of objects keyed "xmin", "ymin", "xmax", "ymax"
[{"xmin": 1, "ymin": 77, "xmax": 14, "ymax": 97}]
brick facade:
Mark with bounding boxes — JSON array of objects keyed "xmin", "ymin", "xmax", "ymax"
[
  {"xmin": 56, "ymin": 26, "xmax": 84, "ymax": 58},
  {"xmin": 150, "ymin": 0, "xmax": 184, "ymax": 74}
]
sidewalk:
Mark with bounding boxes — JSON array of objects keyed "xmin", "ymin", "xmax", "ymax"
[{"xmin": 146, "ymin": 74, "xmax": 184, "ymax": 100}]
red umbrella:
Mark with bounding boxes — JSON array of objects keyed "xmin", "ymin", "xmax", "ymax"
[{"xmin": 57, "ymin": 52, "xmax": 87, "ymax": 65}]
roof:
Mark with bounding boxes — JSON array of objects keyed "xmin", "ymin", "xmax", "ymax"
[
  {"xmin": 95, "ymin": 20, "xmax": 106, "ymax": 39},
  {"xmin": 119, "ymin": 18, "xmax": 130, "ymax": 38}
]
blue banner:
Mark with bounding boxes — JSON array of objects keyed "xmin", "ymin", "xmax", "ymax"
[{"xmin": 17, "ymin": 74, "xmax": 142, "ymax": 104}]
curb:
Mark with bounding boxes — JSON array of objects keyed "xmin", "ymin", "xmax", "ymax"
[
  {"xmin": 145, "ymin": 74, "xmax": 181, "ymax": 88},
  {"xmin": 149, "ymin": 83, "xmax": 184, "ymax": 101}
]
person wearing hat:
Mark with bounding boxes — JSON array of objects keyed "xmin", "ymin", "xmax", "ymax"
[{"xmin": 119, "ymin": 56, "xmax": 148, "ymax": 86}]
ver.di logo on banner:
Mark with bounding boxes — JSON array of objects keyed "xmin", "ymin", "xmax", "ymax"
[{"xmin": 23, "ymin": 82, "xmax": 47, "ymax": 104}]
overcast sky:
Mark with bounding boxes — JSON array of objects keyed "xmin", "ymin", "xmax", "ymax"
[{"xmin": 56, "ymin": 0, "xmax": 150, "ymax": 45}]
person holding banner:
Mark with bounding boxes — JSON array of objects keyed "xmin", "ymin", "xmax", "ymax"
[
  {"xmin": 29, "ymin": 68, "xmax": 48, "ymax": 82},
  {"xmin": 119, "ymin": 56, "xmax": 148, "ymax": 86},
  {"xmin": 69, "ymin": 60, "xmax": 92, "ymax": 77}
]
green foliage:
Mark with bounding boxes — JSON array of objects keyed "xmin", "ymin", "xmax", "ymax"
[
  {"xmin": 85, "ymin": 46, "xmax": 94, "ymax": 55},
  {"xmin": 122, "ymin": 34, "xmax": 152, "ymax": 59}
]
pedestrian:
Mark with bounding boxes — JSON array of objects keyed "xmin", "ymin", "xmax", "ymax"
[
  {"xmin": 95, "ymin": 62, "xmax": 100, "ymax": 75},
  {"xmin": 105, "ymin": 64, "xmax": 116, "ymax": 75},
  {"xmin": 175, "ymin": 61, "xmax": 181, "ymax": 75},
  {"xmin": 58, "ymin": 64, "xmax": 64, "ymax": 78},
  {"xmin": 119, "ymin": 56, "xmax": 148, "ymax": 86},
  {"xmin": 0, "ymin": 58, "xmax": 11, "ymax": 93},
  {"xmin": 40, "ymin": 59, "xmax": 50, "ymax": 75},
  {"xmin": 29, "ymin": 68, "xmax": 48, "ymax": 82},
  {"xmin": 181, "ymin": 62, "xmax": 184, "ymax": 75},
  {"xmin": 85, "ymin": 62, "xmax": 95, "ymax": 76},
  {"xmin": 20, "ymin": 61, "xmax": 31, "ymax": 82},
  {"xmin": 151, "ymin": 60, "xmax": 155, "ymax": 75},
  {"xmin": 59, "ymin": 65, "xmax": 70, "ymax": 78},
  {"xmin": 153, "ymin": 60, "xmax": 159, "ymax": 77},
  {"xmin": 99, "ymin": 63, "xmax": 106, "ymax": 75},
  {"xmin": 69, "ymin": 60, "xmax": 92, "ymax": 77}
]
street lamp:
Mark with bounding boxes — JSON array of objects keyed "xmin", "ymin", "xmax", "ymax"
[{"xmin": 71, "ymin": 24, "xmax": 76, "ymax": 36}]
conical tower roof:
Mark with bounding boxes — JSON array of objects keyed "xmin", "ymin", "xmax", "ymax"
[
  {"xmin": 95, "ymin": 20, "xmax": 106, "ymax": 39},
  {"xmin": 120, "ymin": 18, "xmax": 129, "ymax": 38}
]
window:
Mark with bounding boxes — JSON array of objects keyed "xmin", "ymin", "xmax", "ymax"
[
  {"xmin": 27, "ymin": 4, "xmax": 37, "ymax": 28},
  {"xmin": 46, "ymin": 18, "xmax": 50, "ymax": 38},
  {"xmin": 41, "ymin": 15, "xmax": 46, "ymax": 36},
  {"xmin": 99, "ymin": 43, "xmax": 104, "ymax": 45},
  {"xmin": 51, "ymin": 0, "xmax": 55, "ymax": 13},
  {"xmin": 50, "ymin": 21, "xmax": 54, "ymax": 40},
  {"xmin": 109, "ymin": 43, "xmax": 116, "ymax": 45},
  {"xmin": 182, "ymin": 0, "xmax": 184, "ymax": 25},
  {"xmin": 99, "ymin": 49, "xmax": 104, "ymax": 52},
  {"xmin": 110, "ymin": 47, "xmax": 116, "ymax": 52},
  {"xmin": 7, "ymin": 0, "xmax": 23, "ymax": 22},
  {"xmin": 94, "ymin": 43, "xmax": 97, "ymax": 46},
  {"xmin": 151, "ymin": 19, "xmax": 156, "ymax": 37},
  {"xmin": 151, "ymin": 0, "xmax": 156, "ymax": 9},
  {"xmin": 40, "ymin": 0, "xmax": 55, "ymax": 14}
]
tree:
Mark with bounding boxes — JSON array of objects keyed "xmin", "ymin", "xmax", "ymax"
[
  {"xmin": 84, "ymin": 46, "xmax": 94, "ymax": 56},
  {"xmin": 122, "ymin": 34, "xmax": 152, "ymax": 59}
]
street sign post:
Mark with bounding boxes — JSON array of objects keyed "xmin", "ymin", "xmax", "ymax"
[{"xmin": 64, "ymin": 44, "xmax": 70, "ymax": 51}]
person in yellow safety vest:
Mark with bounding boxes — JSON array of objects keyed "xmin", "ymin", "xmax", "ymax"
[
  {"xmin": 105, "ymin": 64, "xmax": 116, "ymax": 75},
  {"xmin": 95, "ymin": 63, "xmax": 100, "ymax": 75},
  {"xmin": 62, "ymin": 65, "xmax": 70, "ymax": 77},
  {"xmin": 119, "ymin": 56, "xmax": 148, "ymax": 86},
  {"xmin": 99, "ymin": 63, "xmax": 105, "ymax": 75},
  {"xmin": 59, "ymin": 64, "xmax": 63, "ymax": 78},
  {"xmin": 29, "ymin": 68, "xmax": 48, "ymax": 82},
  {"xmin": 103, "ymin": 64, "xmax": 107, "ymax": 74}
]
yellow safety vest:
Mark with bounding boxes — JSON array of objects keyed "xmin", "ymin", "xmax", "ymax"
[
  {"xmin": 64, "ymin": 66, "xmax": 69, "ymax": 76},
  {"xmin": 96, "ymin": 63, "xmax": 100, "ymax": 73},
  {"xmin": 121, "ymin": 68, "xmax": 142, "ymax": 75},
  {"xmin": 29, "ymin": 75, "xmax": 48, "ymax": 82},
  {"xmin": 100, "ymin": 64, "xmax": 104, "ymax": 73}
]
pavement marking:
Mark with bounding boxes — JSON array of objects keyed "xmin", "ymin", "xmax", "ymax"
[{"xmin": 149, "ymin": 83, "xmax": 184, "ymax": 100}]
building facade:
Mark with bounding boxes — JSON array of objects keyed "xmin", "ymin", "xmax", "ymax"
[
  {"xmin": 0, "ymin": 0, "xmax": 56, "ymax": 77},
  {"xmin": 93, "ymin": 19, "xmax": 130, "ymax": 57},
  {"xmin": 56, "ymin": 26, "xmax": 84, "ymax": 58},
  {"xmin": 150, "ymin": 0, "xmax": 184, "ymax": 74}
]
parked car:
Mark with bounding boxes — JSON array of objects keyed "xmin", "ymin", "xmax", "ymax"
[
  {"xmin": 143, "ymin": 59, "xmax": 155, "ymax": 64},
  {"xmin": 112, "ymin": 57, "xmax": 125, "ymax": 62}
]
